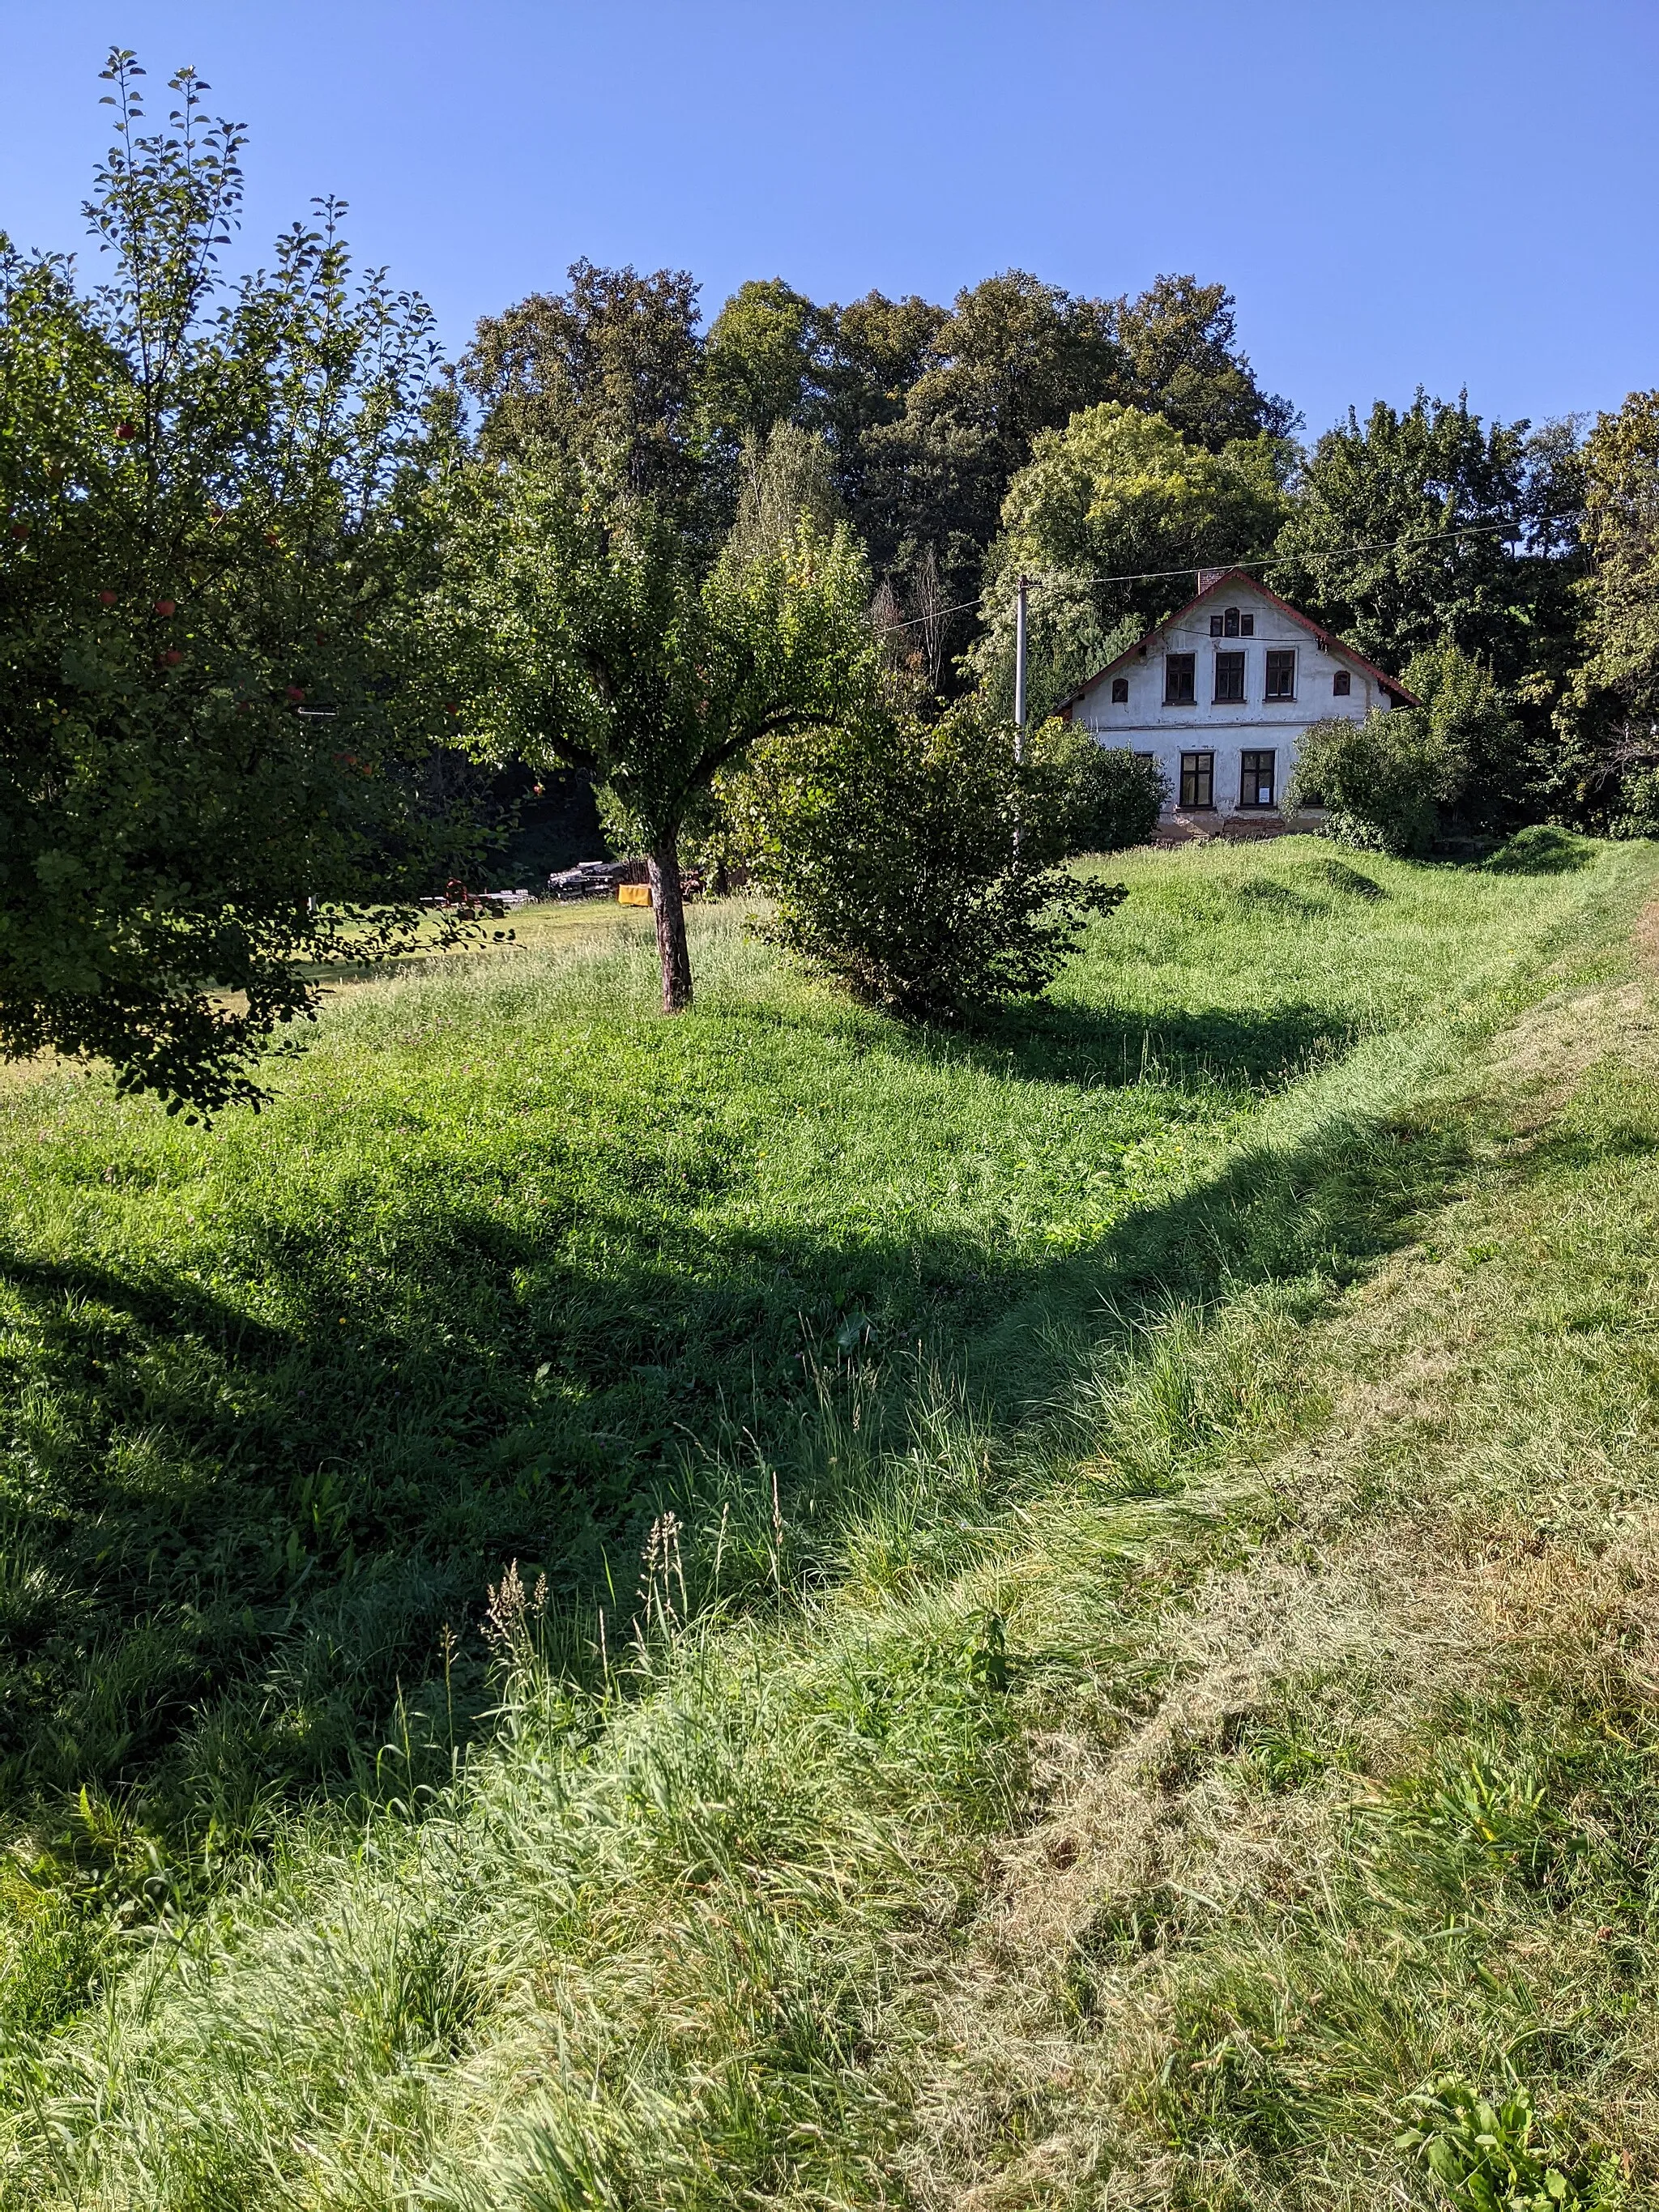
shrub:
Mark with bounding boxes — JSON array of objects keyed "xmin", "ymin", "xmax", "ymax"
[
  {"xmin": 731, "ymin": 704, "xmax": 1127, "ymax": 1021},
  {"xmin": 1286, "ymin": 710, "xmax": 1462, "ymax": 857},
  {"xmin": 1032, "ymin": 719, "xmax": 1167, "ymax": 854},
  {"xmin": 1610, "ymin": 765, "xmax": 1659, "ymax": 840},
  {"xmin": 1399, "ymin": 643, "xmax": 1529, "ymax": 834},
  {"xmin": 1482, "ymin": 824, "xmax": 1593, "ymax": 874}
]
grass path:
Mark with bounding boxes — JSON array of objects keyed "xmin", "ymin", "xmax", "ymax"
[{"xmin": 4, "ymin": 835, "xmax": 1659, "ymax": 2207}]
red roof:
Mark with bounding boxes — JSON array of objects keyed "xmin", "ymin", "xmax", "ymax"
[{"xmin": 1054, "ymin": 567, "xmax": 1422, "ymax": 713}]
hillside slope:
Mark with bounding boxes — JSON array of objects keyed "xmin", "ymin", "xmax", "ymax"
[{"xmin": 4, "ymin": 837, "xmax": 1659, "ymax": 2209}]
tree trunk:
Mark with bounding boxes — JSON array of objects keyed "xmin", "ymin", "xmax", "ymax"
[{"xmin": 647, "ymin": 837, "xmax": 693, "ymax": 1012}]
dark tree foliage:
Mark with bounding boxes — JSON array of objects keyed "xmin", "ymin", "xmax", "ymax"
[
  {"xmin": 860, "ymin": 271, "xmax": 1123, "ymax": 604},
  {"xmin": 692, "ymin": 270, "xmax": 1291, "ymax": 683},
  {"xmin": 0, "ymin": 53, "xmax": 472, "ymax": 1115},
  {"xmin": 1267, "ymin": 394, "xmax": 1584, "ymax": 699},
  {"xmin": 1558, "ymin": 392, "xmax": 1659, "ymax": 819},
  {"xmin": 1115, "ymin": 275, "xmax": 1299, "ymax": 450},
  {"xmin": 465, "ymin": 258, "xmax": 705, "ymax": 509}
]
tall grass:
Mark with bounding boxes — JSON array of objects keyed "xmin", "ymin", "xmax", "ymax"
[{"xmin": 3, "ymin": 832, "xmax": 1657, "ymax": 2207}]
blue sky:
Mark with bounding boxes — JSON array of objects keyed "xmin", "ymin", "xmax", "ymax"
[{"xmin": 2, "ymin": 1, "xmax": 1655, "ymax": 441}]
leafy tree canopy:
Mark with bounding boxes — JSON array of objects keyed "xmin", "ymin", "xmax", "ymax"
[
  {"xmin": 697, "ymin": 277, "xmax": 817, "ymax": 467},
  {"xmin": 1268, "ymin": 392, "xmax": 1583, "ymax": 691},
  {"xmin": 1115, "ymin": 275, "xmax": 1298, "ymax": 450},
  {"xmin": 1560, "ymin": 390, "xmax": 1659, "ymax": 811},
  {"xmin": 969, "ymin": 403, "xmax": 1290, "ymax": 721},
  {"xmin": 0, "ymin": 51, "xmax": 468, "ymax": 1115},
  {"xmin": 444, "ymin": 464, "xmax": 876, "ymax": 1009},
  {"xmin": 464, "ymin": 258, "xmax": 704, "ymax": 510}
]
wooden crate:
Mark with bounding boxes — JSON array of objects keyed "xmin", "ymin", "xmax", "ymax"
[{"xmin": 617, "ymin": 883, "xmax": 652, "ymax": 907}]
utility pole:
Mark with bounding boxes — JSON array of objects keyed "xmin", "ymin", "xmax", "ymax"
[{"xmin": 1013, "ymin": 573, "xmax": 1029, "ymax": 761}]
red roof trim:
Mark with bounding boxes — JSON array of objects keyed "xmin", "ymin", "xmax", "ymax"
[{"xmin": 1053, "ymin": 567, "xmax": 1422, "ymax": 712}]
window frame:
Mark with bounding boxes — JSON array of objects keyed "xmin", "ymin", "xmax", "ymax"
[
  {"xmin": 1239, "ymin": 748, "xmax": 1277, "ymax": 809},
  {"xmin": 1179, "ymin": 749, "xmax": 1215, "ymax": 809},
  {"xmin": 1332, "ymin": 668, "xmax": 1351, "ymax": 697},
  {"xmin": 1164, "ymin": 651, "xmax": 1196, "ymax": 705},
  {"xmin": 1110, "ymin": 676, "xmax": 1129, "ymax": 704},
  {"xmin": 1213, "ymin": 649, "xmax": 1247, "ymax": 704},
  {"xmin": 1264, "ymin": 648, "xmax": 1297, "ymax": 701}
]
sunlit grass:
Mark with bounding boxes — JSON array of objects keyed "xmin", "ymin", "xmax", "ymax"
[{"xmin": 3, "ymin": 832, "xmax": 1657, "ymax": 2208}]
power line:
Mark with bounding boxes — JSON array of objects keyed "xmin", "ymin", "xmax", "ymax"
[{"xmin": 876, "ymin": 515, "xmax": 1542, "ymax": 634}]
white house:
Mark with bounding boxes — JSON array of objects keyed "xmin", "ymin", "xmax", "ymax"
[{"xmin": 1055, "ymin": 568, "xmax": 1419, "ymax": 834}]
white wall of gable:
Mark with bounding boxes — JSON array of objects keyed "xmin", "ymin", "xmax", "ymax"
[{"xmin": 1068, "ymin": 578, "xmax": 1386, "ymax": 820}]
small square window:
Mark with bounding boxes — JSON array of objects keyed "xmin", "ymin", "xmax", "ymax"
[
  {"xmin": 1333, "ymin": 669, "xmax": 1351, "ymax": 697},
  {"xmin": 1213, "ymin": 650, "xmax": 1246, "ymax": 702},
  {"xmin": 1165, "ymin": 653, "xmax": 1196, "ymax": 705},
  {"xmin": 1264, "ymin": 649, "xmax": 1296, "ymax": 701},
  {"xmin": 1111, "ymin": 676, "xmax": 1129, "ymax": 704},
  {"xmin": 1179, "ymin": 750, "xmax": 1214, "ymax": 808},
  {"xmin": 1240, "ymin": 748, "xmax": 1277, "ymax": 808}
]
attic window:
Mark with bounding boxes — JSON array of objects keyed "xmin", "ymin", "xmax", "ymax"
[
  {"xmin": 1208, "ymin": 606, "xmax": 1252, "ymax": 638},
  {"xmin": 1165, "ymin": 653, "xmax": 1196, "ymax": 705},
  {"xmin": 1111, "ymin": 676, "xmax": 1129, "ymax": 704},
  {"xmin": 1333, "ymin": 669, "xmax": 1351, "ymax": 697}
]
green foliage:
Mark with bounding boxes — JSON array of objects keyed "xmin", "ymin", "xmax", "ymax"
[
  {"xmin": 1031, "ymin": 718, "xmax": 1167, "ymax": 852},
  {"xmin": 1288, "ymin": 710, "xmax": 1465, "ymax": 855},
  {"xmin": 1401, "ymin": 641, "xmax": 1530, "ymax": 833},
  {"xmin": 1269, "ymin": 394, "xmax": 1584, "ymax": 688},
  {"xmin": 1610, "ymin": 765, "xmax": 1659, "ymax": 839},
  {"xmin": 733, "ymin": 701, "xmax": 1127, "ymax": 1020},
  {"xmin": 0, "ymin": 53, "xmax": 469, "ymax": 1113},
  {"xmin": 1562, "ymin": 392, "xmax": 1659, "ymax": 814},
  {"xmin": 971, "ymin": 402, "xmax": 1290, "ymax": 716},
  {"xmin": 1398, "ymin": 2078, "xmax": 1602, "ymax": 2210},
  {"xmin": 463, "ymin": 257, "xmax": 704, "ymax": 509},
  {"xmin": 723, "ymin": 420, "xmax": 845, "ymax": 570},
  {"xmin": 1113, "ymin": 273, "xmax": 1298, "ymax": 450},
  {"xmin": 697, "ymin": 276, "xmax": 818, "ymax": 467}
]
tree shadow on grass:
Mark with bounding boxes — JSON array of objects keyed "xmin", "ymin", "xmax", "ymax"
[
  {"xmin": 937, "ymin": 997, "xmax": 1358, "ymax": 1093},
  {"xmin": 0, "ymin": 1004, "xmax": 1474, "ymax": 1847}
]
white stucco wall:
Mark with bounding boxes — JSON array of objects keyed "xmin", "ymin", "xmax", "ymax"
[{"xmin": 1066, "ymin": 578, "xmax": 1395, "ymax": 821}]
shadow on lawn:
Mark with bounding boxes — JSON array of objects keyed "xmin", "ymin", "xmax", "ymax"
[
  {"xmin": 0, "ymin": 1000, "xmax": 1472, "ymax": 1846},
  {"xmin": 939, "ymin": 997, "xmax": 1358, "ymax": 1093}
]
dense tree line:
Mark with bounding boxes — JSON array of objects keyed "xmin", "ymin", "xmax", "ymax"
[{"xmin": 12, "ymin": 51, "xmax": 1659, "ymax": 1106}]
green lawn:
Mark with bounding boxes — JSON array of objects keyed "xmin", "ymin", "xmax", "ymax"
[{"xmin": 4, "ymin": 832, "xmax": 1657, "ymax": 2209}]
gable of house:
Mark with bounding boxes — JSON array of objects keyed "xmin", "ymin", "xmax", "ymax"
[{"xmin": 1056, "ymin": 569, "xmax": 1418, "ymax": 824}]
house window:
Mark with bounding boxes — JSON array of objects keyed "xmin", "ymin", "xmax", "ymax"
[
  {"xmin": 1213, "ymin": 650, "xmax": 1246, "ymax": 703},
  {"xmin": 1333, "ymin": 669, "xmax": 1351, "ymax": 697},
  {"xmin": 1165, "ymin": 653, "xmax": 1196, "ymax": 705},
  {"xmin": 1264, "ymin": 649, "xmax": 1296, "ymax": 700},
  {"xmin": 1240, "ymin": 749, "xmax": 1277, "ymax": 808},
  {"xmin": 1212, "ymin": 607, "xmax": 1256, "ymax": 637},
  {"xmin": 1179, "ymin": 751, "xmax": 1214, "ymax": 808},
  {"xmin": 1111, "ymin": 676, "xmax": 1129, "ymax": 703}
]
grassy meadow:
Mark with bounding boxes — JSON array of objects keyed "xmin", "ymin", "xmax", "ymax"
[{"xmin": 4, "ymin": 831, "xmax": 1659, "ymax": 2208}]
